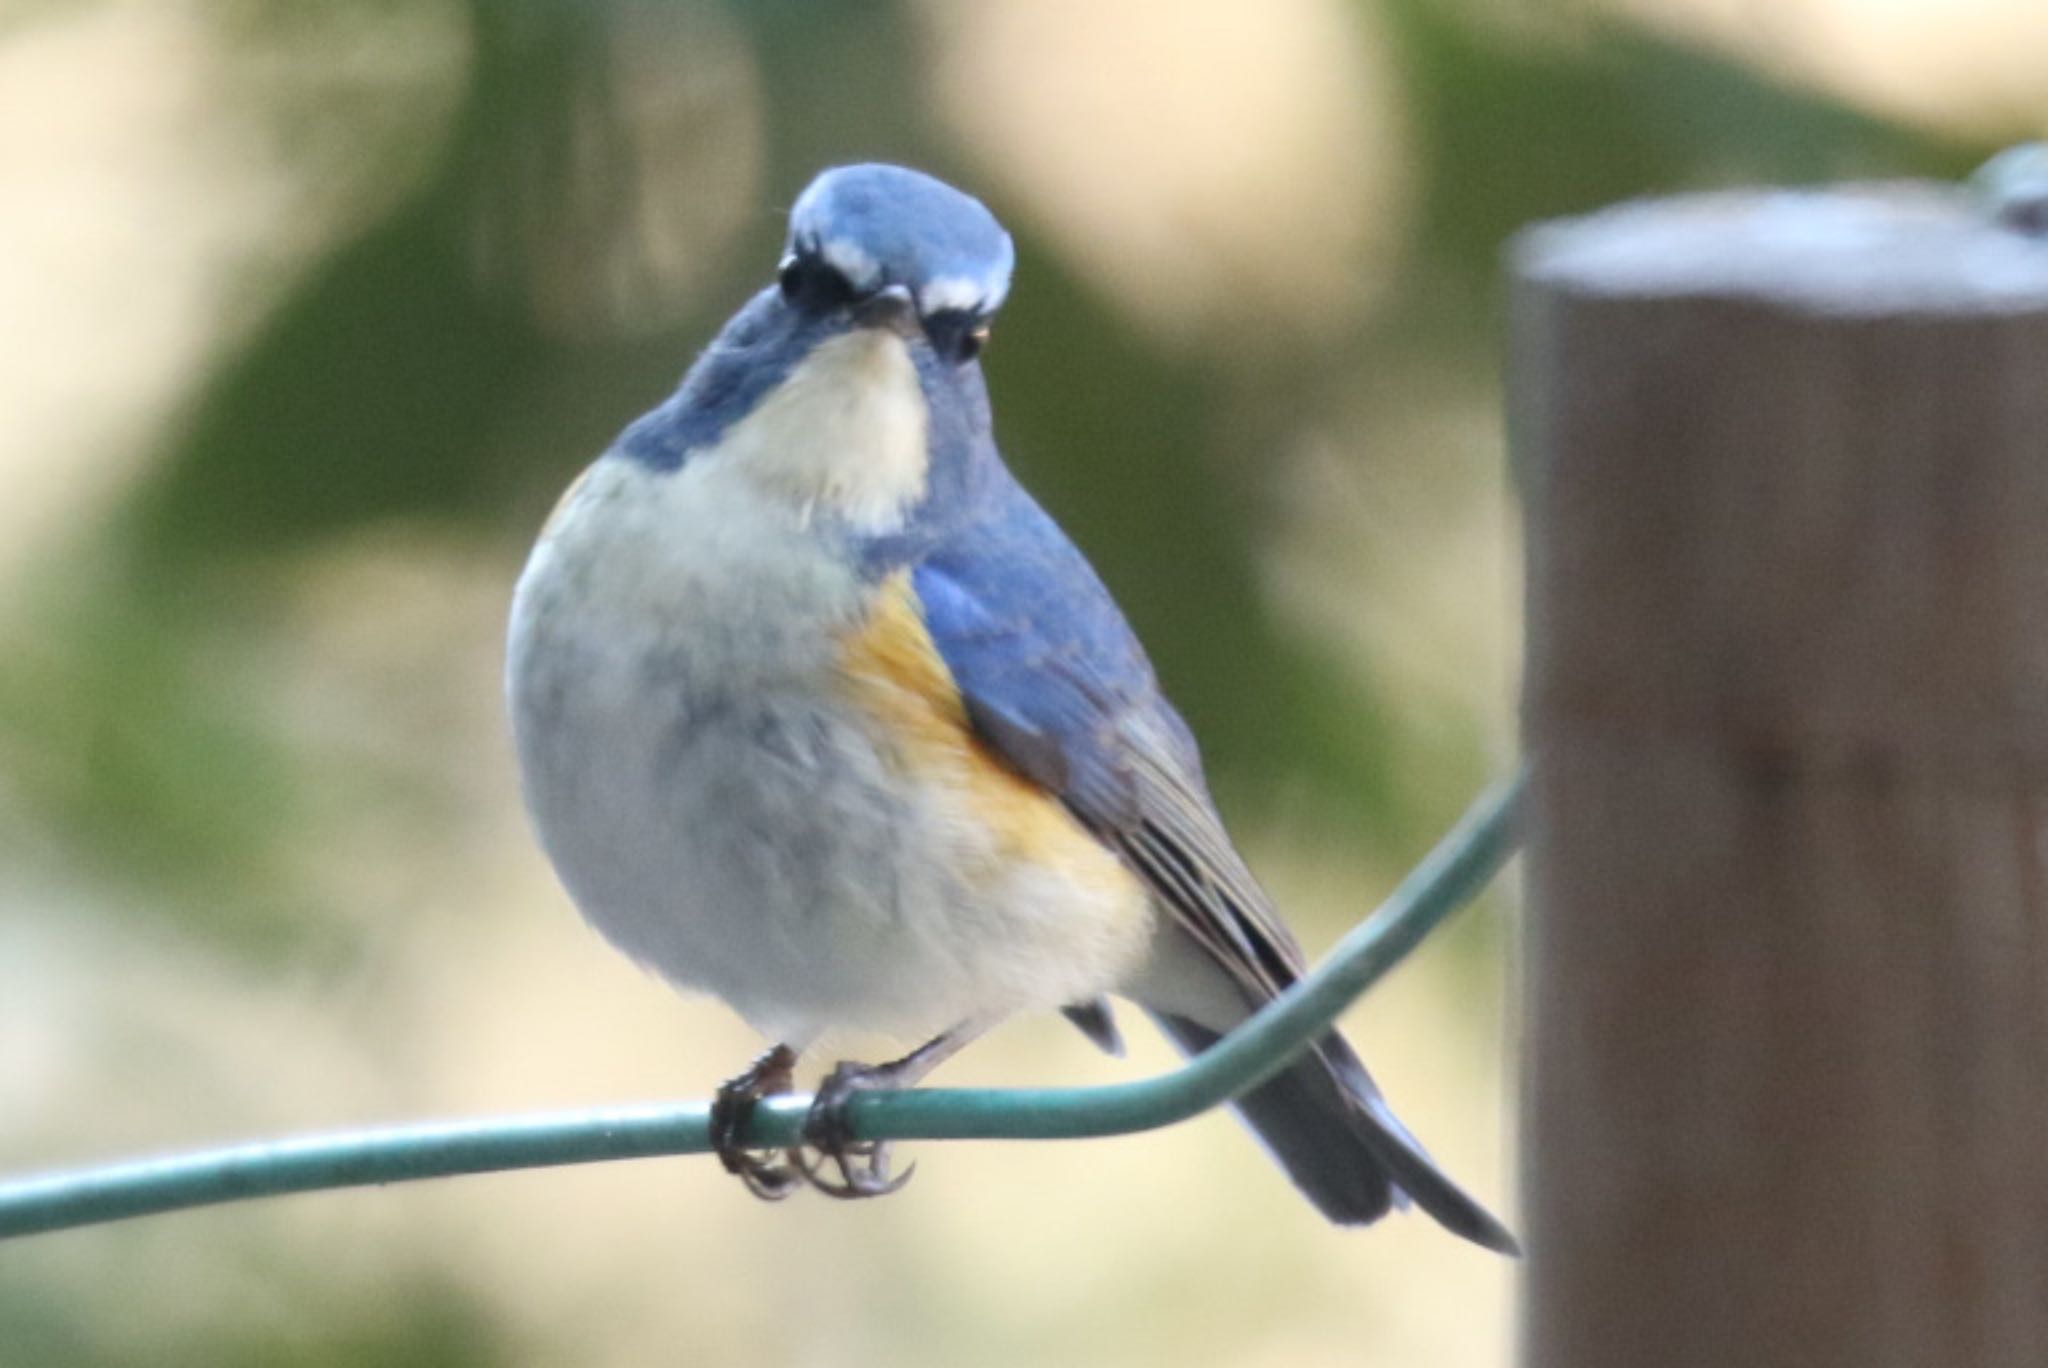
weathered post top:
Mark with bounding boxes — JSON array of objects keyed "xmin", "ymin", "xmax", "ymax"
[
  {"xmin": 1516, "ymin": 178, "xmax": 2048, "ymax": 1368},
  {"xmin": 1520, "ymin": 184, "xmax": 2048, "ymax": 311}
]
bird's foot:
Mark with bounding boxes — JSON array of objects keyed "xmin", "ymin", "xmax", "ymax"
[
  {"xmin": 794, "ymin": 1058, "xmax": 919, "ymax": 1199},
  {"xmin": 718, "ymin": 1028, "xmax": 973, "ymax": 1202},
  {"xmin": 709, "ymin": 1044, "xmax": 801, "ymax": 1200}
]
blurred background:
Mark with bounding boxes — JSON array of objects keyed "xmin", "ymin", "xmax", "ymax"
[{"xmin": 0, "ymin": 0, "xmax": 2035, "ymax": 1364}]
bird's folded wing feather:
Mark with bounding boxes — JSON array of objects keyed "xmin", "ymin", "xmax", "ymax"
[{"xmin": 911, "ymin": 517, "xmax": 1306, "ymax": 1007}]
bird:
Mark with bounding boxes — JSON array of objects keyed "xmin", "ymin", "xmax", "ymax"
[{"xmin": 505, "ymin": 162, "xmax": 1515, "ymax": 1251}]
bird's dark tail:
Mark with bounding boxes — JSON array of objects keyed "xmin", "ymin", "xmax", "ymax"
[{"xmin": 1149, "ymin": 1012, "xmax": 1519, "ymax": 1254}]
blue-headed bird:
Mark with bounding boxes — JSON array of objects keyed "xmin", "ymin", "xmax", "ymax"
[{"xmin": 506, "ymin": 163, "xmax": 1514, "ymax": 1251}]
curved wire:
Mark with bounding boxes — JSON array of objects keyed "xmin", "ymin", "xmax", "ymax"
[{"xmin": 0, "ymin": 772, "xmax": 1521, "ymax": 1241}]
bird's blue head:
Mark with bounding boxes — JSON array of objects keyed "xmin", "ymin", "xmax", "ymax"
[
  {"xmin": 784, "ymin": 163, "xmax": 1015, "ymax": 340},
  {"xmin": 619, "ymin": 164, "xmax": 1017, "ymax": 549}
]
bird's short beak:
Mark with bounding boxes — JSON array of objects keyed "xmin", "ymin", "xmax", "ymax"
[{"xmin": 853, "ymin": 283, "xmax": 919, "ymax": 337}]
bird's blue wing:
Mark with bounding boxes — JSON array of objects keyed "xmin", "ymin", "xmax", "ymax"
[
  {"xmin": 912, "ymin": 478, "xmax": 1307, "ymax": 999},
  {"xmin": 915, "ymin": 481, "xmax": 1520, "ymax": 1253}
]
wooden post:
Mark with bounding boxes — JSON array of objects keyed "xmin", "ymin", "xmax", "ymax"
[{"xmin": 1516, "ymin": 187, "xmax": 2048, "ymax": 1368}]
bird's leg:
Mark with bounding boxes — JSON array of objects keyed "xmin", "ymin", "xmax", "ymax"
[
  {"xmin": 709, "ymin": 1043, "xmax": 801, "ymax": 1200},
  {"xmin": 794, "ymin": 1024, "xmax": 982, "ymax": 1200}
]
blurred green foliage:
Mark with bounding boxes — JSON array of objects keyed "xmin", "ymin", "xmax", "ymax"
[{"xmin": 0, "ymin": 1257, "xmax": 505, "ymax": 1368}]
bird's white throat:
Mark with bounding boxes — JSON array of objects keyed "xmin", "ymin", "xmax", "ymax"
[{"xmin": 711, "ymin": 327, "xmax": 930, "ymax": 535}]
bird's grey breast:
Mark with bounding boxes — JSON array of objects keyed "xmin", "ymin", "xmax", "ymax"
[{"xmin": 506, "ymin": 450, "xmax": 907, "ymax": 1022}]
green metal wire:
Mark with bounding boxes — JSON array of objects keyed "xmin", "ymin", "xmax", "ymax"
[{"xmin": 0, "ymin": 772, "xmax": 1521, "ymax": 1241}]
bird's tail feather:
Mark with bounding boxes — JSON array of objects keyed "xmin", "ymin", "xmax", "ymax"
[{"xmin": 1148, "ymin": 1011, "xmax": 1519, "ymax": 1254}]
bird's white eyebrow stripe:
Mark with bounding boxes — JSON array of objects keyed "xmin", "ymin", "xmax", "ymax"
[
  {"xmin": 809, "ymin": 248, "xmax": 1001, "ymax": 318},
  {"xmin": 917, "ymin": 274, "xmax": 1000, "ymax": 315},
  {"xmin": 820, "ymin": 237, "xmax": 883, "ymax": 291}
]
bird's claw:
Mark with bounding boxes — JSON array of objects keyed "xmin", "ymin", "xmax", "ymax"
[
  {"xmin": 709, "ymin": 1044, "xmax": 802, "ymax": 1201},
  {"xmin": 713, "ymin": 1033, "xmax": 962, "ymax": 1202},
  {"xmin": 791, "ymin": 1139, "xmax": 915, "ymax": 1199},
  {"xmin": 794, "ymin": 1060, "xmax": 917, "ymax": 1199}
]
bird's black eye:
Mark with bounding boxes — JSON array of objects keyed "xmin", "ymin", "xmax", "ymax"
[
  {"xmin": 778, "ymin": 253, "xmax": 856, "ymax": 314},
  {"xmin": 925, "ymin": 309, "xmax": 992, "ymax": 365}
]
